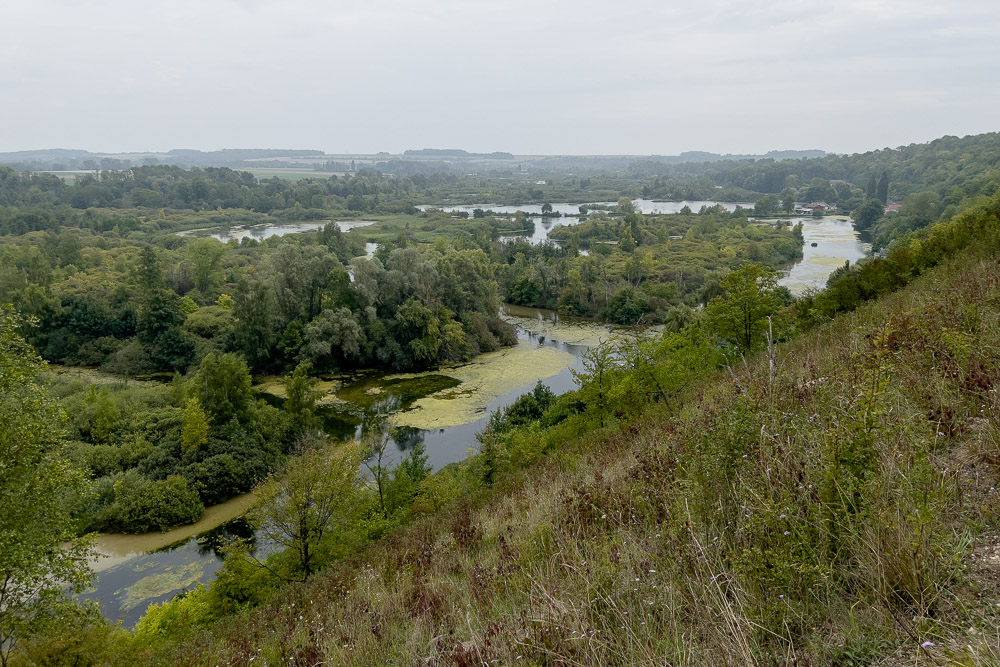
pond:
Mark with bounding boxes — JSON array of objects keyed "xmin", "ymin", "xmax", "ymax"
[
  {"xmin": 417, "ymin": 201, "xmax": 751, "ymax": 245},
  {"xmin": 776, "ymin": 216, "xmax": 870, "ymax": 295},
  {"xmin": 80, "ymin": 308, "xmax": 611, "ymax": 627},
  {"xmin": 176, "ymin": 219, "xmax": 376, "ymax": 243}
]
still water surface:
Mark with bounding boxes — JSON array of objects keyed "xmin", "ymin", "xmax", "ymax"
[
  {"xmin": 777, "ymin": 216, "xmax": 869, "ymax": 295},
  {"xmin": 82, "ymin": 309, "xmax": 594, "ymax": 627},
  {"xmin": 84, "ymin": 214, "xmax": 864, "ymax": 625},
  {"xmin": 176, "ymin": 219, "xmax": 375, "ymax": 243}
]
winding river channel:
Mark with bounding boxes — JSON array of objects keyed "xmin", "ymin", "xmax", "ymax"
[
  {"xmin": 80, "ymin": 308, "xmax": 606, "ymax": 627},
  {"xmin": 87, "ymin": 209, "xmax": 866, "ymax": 627}
]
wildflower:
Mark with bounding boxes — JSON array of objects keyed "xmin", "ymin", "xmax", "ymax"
[
  {"xmin": 784, "ymin": 531, "xmax": 790, "ymax": 536},
  {"xmin": 921, "ymin": 641, "xmax": 935, "ymax": 648},
  {"xmin": 779, "ymin": 514, "xmax": 786, "ymax": 520}
]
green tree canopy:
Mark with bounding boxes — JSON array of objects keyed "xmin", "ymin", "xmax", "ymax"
[
  {"xmin": 192, "ymin": 352, "xmax": 254, "ymax": 424},
  {"xmin": 251, "ymin": 440, "xmax": 366, "ymax": 580},
  {"xmin": 851, "ymin": 198, "xmax": 885, "ymax": 232},
  {"xmin": 0, "ymin": 306, "xmax": 92, "ymax": 665},
  {"xmin": 705, "ymin": 262, "xmax": 783, "ymax": 353}
]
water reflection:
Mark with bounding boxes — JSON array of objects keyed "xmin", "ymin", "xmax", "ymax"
[
  {"xmin": 177, "ymin": 220, "xmax": 375, "ymax": 243},
  {"xmin": 777, "ymin": 216, "xmax": 869, "ymax": 295},
  {"xmin": 80, "ymin": 316, "xmax": 592, "ymax": 627},
  {"xmin": 418, "ymin": 201, "xmax": 751, "ymax": 246},
  {"xmin": 193, "ymin": 517, "xmax": 256, "ymax": 559}
]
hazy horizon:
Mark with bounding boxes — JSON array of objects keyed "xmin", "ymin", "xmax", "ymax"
[{"xmin": 3, "ymin": 0, "xmax": 998, "ymax": 156}]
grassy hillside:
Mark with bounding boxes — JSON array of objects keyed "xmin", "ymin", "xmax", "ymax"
[{"xmin": 17, "ymin": 199, "xmax": 1000, "ymax": 664}]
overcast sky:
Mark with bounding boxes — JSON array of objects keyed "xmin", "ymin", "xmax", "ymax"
[{"xmin": 2, "ymin": 0, "xmax": 998, "ymax": 156}]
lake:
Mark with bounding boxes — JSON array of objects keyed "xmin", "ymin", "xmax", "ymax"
[{"xmin": 176, "ymin": 219, "xmax": 376, "ymax": 243}]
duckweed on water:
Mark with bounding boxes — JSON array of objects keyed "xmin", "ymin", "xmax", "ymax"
[
  {"xmin": 502, "ymin": 310, "xmax": 619, "ymax": 348},
  {"xmin": 310, "ymin": 373, "xmax": 463, "ymax": 439},
  {"xmin": 254, "ymin": 377, "xmax": 346, "ymax": 406},
  {"xmin": 392, "ymin": 341, "xmax": 575, "ymax": 430},
  {"xmin": 335, "ymin": 374, "xmax": 461, "ymax": 410},
  {"xmin": 118, "ymin": 561, "xmax": 206, "ymax": 613}
]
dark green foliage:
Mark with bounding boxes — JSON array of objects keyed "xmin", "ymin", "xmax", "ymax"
[
  {"xmin": 705, "ymin": 262, "xmax": 783, "ymax": 353},
  {"xmin": 601, "ymin": 287, "xmax": 650, "ymax": 324},
  {"xmin": 486, "ymin": 381, "xmax": 556, "ymax": 434},
  {"xmin": 851, "ymin": 198, "xmax": 884, "ymax": 232},
  {"xmin": 876, "ymin": 169, "xmax": 889, "ymax": 204},
  {"xmin": 0, "ymin": 306, "xmax": 93, "ymax": 663},
  {"xmin": 383, "ymin": 442, "xmax": 432, "ymax": 517},
  {"xmin": 192, "ymin": 353, "xmax": 253, "ymax": 425},
  {"xmin": 91, "ymin": 472, "xmax": 203, "ymax": 533},
  {"xmin": 520, "ymin": 208, "xmax": 803, "ymax": 322}
]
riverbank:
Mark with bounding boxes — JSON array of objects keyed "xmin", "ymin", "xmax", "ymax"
[{"xmin": 88, "ymin": 492, "xmax": 258, "ymax": 573}]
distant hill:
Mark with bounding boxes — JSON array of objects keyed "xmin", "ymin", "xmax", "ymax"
[
  {"xmin": 403, "ymin": 149, "xmax": 515, "ymax": 160},
  {"xmin": 0, "ymin": 148, "xmax": 328, "ymax": 171}
]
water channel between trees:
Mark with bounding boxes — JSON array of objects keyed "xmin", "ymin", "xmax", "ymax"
[
  {"xmin": 417, "ymin": 200, "xmax": 750, "ymax": 245},
  {"xmin": 81, "ymin": 309, "xmax": 602, "ymax": 627},
  {"xmin": 85, "ymin": 208, "xmax": 866, "ymax": 626}
]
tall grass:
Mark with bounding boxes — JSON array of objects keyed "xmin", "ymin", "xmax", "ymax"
[{"xmin": 15, "ymin": 208, "xmax": 1000, "ymax": 665}]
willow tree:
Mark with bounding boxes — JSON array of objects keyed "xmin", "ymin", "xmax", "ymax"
[{"xmin": 0, "ymin": 306, "xmax": 92, "ymax": 666}]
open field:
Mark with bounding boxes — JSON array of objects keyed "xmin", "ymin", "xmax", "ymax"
[{"xmin": 242, "ymin": 168, "xmax": 345, "ymax": 180}]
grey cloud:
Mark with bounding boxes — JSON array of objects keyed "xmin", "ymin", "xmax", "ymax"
[{"xmin": 0, "ymin": 0, "xmax": 997, "ymax": 154}]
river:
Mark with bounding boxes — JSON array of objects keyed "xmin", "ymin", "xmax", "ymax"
[
  {"xmin": 82, "ymin": 214, "xmax": 864, "ymax": 626},
  {"xmin": 80, "ymin": 308, "xmax": 601, "ymax": 627},
  {"xmin": 775, "ymin": 216, "xmax": 870, "ymax": 295}
]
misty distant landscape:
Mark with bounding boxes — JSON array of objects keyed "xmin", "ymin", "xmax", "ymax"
[
  {"xmin": 0, "ymin": 146, "xmax": 828, "ymax": 174},
  {"xmin": 3, "ymin": 1, "xmax": 1000, "ymax": 665}
]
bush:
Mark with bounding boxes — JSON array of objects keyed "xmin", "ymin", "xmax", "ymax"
[{"xmin": 94, "ymin": 472, "xmax": 204, "ymax": 533}]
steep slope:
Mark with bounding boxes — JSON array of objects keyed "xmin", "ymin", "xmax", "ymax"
[{"xmin": 17, "ymin": 199, "xmax": 1000, "ymax": 665}]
